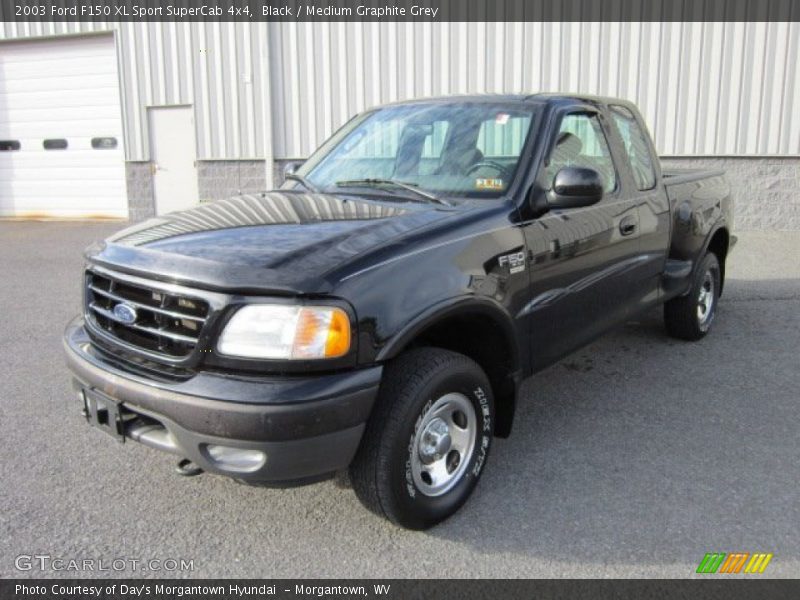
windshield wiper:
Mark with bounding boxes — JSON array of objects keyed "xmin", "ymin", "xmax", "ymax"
[
  {"xmin": 335, "ymin": 178, "xmax": 451, "ymax": 206},
  {"xmin": 284, "ymin": 172, "xmax": 320, "ymax": 192}
]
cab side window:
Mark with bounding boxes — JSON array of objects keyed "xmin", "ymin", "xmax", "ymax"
[
  {"xmin": 610, "ymin": 105, "xmax": 656, "ymax": 191},
  {"xmin": 545, "ymin": 113, "xmax": 617, "ymax": 194}
]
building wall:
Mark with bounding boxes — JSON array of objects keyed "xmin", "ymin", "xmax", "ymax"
[
  {"xmin": 661, "ymin": 157, "xmax": 800, "ymax": 231},
  {"xmin": 3, "ymin": 21, "xmax": 798, "ymax": 160},
  {"xmin": 125, "ymin": 162, "xmax": 155, "ymax": 222},
  {"xmin": 1, "ymin": 21, "xmax": 798, "ymax": 227},
  {"xmin": 197, "ymin": 160, "xmax": 268, "ymax": 202},
  {"xmin": 269, "ymin": 21, "xmax": 800, "ymax": 158}
]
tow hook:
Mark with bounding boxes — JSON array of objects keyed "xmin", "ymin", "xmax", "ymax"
[{"xmin": 175, "ymin": 458, "xmax": 203, "ymax": 477}]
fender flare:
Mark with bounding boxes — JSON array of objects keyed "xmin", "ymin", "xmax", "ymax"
[
  {"xmin": 689, "ymin": 219, "xmax": 731, "ymax": 296},
  {"xmin": 697, "ymin": 220, "xmax": 730, "ymax": 268},
  {"xmin": 376, "ymin": 295, "xmax": 523, "ymax": 437},
  {"xmin": 376, "ymin": 295, "xmax": 521, "ymax": 369}
]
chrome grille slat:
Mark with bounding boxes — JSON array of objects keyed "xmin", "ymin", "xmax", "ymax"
[
  {"xmin": 84, "ymin": 269, "xmax": 211, "ymax": 360},
  {"xmin": 88, "ymin": 303, "xmax": 200, "ymax": 344},
  {"xmin": 88, "ymin": 285, "xmax": 206, "ymax": 322}
]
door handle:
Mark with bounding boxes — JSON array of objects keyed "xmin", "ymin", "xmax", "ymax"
[{"xmin": 619, "ymin": 216, "xmax": 637, "ymax": 236}]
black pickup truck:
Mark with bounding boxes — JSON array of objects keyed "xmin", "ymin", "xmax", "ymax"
[{"xmin": 64, "ymin": 95, "xmax": 734, "ymax": 529}]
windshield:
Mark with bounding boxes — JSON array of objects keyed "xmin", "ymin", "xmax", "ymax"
[{"xmin": 294, "ymin": 103, "xmax": 538, "ymax": 199}]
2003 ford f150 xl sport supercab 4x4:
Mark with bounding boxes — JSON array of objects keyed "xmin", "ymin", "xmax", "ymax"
[{"xmin": 65, "ymin": 95, "xmax": 735, "ymax": 529}]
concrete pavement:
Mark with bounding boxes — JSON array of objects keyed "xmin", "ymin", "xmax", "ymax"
[{"xmin": 0, "ymin": 223, "xmax": 797, "ymax": 578}]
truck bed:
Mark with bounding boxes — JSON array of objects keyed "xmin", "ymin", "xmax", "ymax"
[{"xmin": 662, "ymin": 168, "xmax": 726, "ymax": 186}]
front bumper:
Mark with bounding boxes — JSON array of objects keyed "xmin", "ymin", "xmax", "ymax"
[{"xmin": 63, "ymin": 317, "xmax": 382, "ymax": 485}]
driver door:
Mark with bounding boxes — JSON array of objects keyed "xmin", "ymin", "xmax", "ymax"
[{"xmin": 521, "ymin": 110, "xmax": 642, "ymax": 371}]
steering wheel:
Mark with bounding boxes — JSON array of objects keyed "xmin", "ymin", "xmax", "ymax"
[{"xmin": 465, "ymin": 160, "xmax": 513, "ymax": 180}]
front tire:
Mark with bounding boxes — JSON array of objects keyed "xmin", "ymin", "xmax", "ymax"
[
  {"xmin": 664, "ymin": 252, "xmax": 721, "ymax": 341},
  {"xmin": 350, "ymin": 348, "xmax": 494, "ymax": 530}
]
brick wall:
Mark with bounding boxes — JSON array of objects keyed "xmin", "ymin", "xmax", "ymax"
[
  {"xmin": 124, "ymin": 160, "xmax": 268, "ymax": 220},
  {"xmin": 660, "ymin": 157, "xmax": 800, "ymax": 231},
  {"xmin": 124, "ymin": 162, "xmax": 155, "ymax": 222},
  {"xmin": 196, "ymin": 160, "xmax": 267, "ymax": 203}
]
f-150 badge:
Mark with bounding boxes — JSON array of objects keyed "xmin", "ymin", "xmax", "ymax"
[{"xmin": 498, "ymin": 251, "xmax": 526, "ymax": 274}]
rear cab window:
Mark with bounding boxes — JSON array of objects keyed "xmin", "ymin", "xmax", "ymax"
[{"xmin": 609, "ymin": 105, "xmax": 657, "ymax": 191}]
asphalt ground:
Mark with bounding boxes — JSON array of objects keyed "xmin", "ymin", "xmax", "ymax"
[{"xmin": 1, "ymin": 222, "xmax": 798, "ymax": 578}]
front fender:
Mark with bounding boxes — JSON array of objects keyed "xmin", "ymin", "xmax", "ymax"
[
  {"xmin": 376, "ymin": 295, "xmax": 521, "ymax": 370},
  {"xmin": 376, "ymin": 295, "xmax": 524, "ymax": 438}
]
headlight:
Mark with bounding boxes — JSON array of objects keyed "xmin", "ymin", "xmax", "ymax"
[{"xmin": 217, "ymin": 304, "xmax": 351, "ymax": 360}]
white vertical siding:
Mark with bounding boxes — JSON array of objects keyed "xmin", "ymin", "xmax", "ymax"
[
  {"xmin": 269, "ymin": 21, "xmax": 800, "ymax": 158},
  {"xmin": 2, "ymin": 21, "xmax": 799, "ymax": 160}
]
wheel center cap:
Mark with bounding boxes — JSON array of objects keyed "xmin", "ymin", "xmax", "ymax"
[{"xmin": 418, "ymin": 417, "xmax": 451, "ymax": 464}]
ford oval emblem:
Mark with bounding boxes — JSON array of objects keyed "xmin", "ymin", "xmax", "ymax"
[{"xmin": 113, "ymin": 303, "xmax": 138, "ymax": 325}]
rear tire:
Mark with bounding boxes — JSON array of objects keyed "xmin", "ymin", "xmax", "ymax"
[
  {"xmin": 349, "ymin": 348, "xmax": 494, "ymax": 530},
  {"xmin": 664, "ymin": 252, "xmax": 721, "ymax": 341}
]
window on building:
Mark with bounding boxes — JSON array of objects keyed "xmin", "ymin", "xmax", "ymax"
[
  {"xmin": 545, "ymin": 113, "xmax": 617, "ymax": 193},
  {"xmin": 91, "ymin": 137, "xmax": 118, "ymax": 149},
  {"xmin": 610, "ymin": 105, "xmax": 657, "ymax": 191},
  {"xmin": 0, "ymin": 140, "xmax": 21, "ymax": 151},
  {"xmin": 43, "ymin": 139, "xmax": 68, "ymax": 150}
]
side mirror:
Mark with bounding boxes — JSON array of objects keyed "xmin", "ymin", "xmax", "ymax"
[
  {"xmin": 282, "ymin": 160, "xmax": 304, "ymax": 179},
  {"xmin": 548, "ymin": 167, "xmax": 603, "ymax": 209}
]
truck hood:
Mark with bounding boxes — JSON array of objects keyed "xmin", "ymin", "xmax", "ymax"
[{"xmin": 86, "ymin": 191, "xmax": 454, "ymax": 294}]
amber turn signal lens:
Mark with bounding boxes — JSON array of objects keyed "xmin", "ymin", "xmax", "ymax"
[
  {"xmin": 324, "ymin": 308, "xmax": 351, "ymax": 358},
  {"xmin": 292, "ymin": 307, "xmax": 351, "ymax": 359}
]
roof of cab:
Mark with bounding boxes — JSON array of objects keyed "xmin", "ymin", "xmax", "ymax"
[{"xmin": 382, "ymin": 93, "xmax": 635, "ymax": 109}]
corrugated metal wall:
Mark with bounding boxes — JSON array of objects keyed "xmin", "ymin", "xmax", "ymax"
[
  {"xmin": 2, "ymin": 21, "xmax": 799, "ymax": 160},
  {"xmin": 270, "ymin": 21, "xmax": 800, "ymax": 157}
]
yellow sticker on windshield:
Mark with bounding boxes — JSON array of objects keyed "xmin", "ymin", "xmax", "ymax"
[{"xmin": 475, "ymin": 178, "xmax": 504, "ymax": 191}]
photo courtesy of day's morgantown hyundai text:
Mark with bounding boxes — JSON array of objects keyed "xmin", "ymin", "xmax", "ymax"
[{"xmin": 64, "ymin": 94, "xmax": 734, "ymax": 529}]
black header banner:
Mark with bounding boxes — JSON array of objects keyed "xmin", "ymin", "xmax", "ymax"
[{"xmin": 2, "ymin": 0, "xmax": 800, "ymax": 23}]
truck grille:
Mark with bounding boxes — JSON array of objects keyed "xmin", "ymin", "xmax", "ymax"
[{"xmin": 85, "ymin": 270, "xmax": 210, "ymax": 359}]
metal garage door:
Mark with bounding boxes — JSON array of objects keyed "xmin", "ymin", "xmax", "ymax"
[{"xmin": 0, "ymin": 34, "xmax": 126, "ymax": 218}]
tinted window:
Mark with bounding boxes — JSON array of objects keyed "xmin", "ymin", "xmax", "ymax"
[
  {"xmin": 91, "ymin": 137, "xmax": 118, "ymax": 149},
  {"xmin": 0, "ymin": 140, "xmax": 21, "ymax": 151},
  {"xmin": 43, "ymin": 139, "xmax": 68, "ymax": 150},
  {"xmin": 421, "ymin": 121, "xmax": 449, "ymax": 158},
  {"xmin": 545, "ymin": 113, "xmax": 617, "ymax": 193},
  {"xmin": 476, "ymin": 114, "xmax": 532, "ymax": 157},
  {"xmin": 418, "ymin": 120, "xmax": 450, "ymax": 176},
  {"xmin": 610, "ymin": 105, "xmax": 656, "ymax": 190}
]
